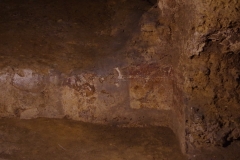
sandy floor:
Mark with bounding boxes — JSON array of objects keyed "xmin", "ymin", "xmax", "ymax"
[{"xmin": 0, "ymin": 118, "xmax": 186, "ymax": 160}]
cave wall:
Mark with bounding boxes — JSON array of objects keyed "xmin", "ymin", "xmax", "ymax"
[
  {"xmin": 0, "ymin": 0, "xmax": 173, "ymax": 128},
  {"xmin": 0, "ymin": 4, "xmax": 172, "ymax": 127},
  {"xmin": 0, "ymin": 0, "xmax": 239, "ymax": 156},
  {"xmin": 157, "ymin": 0, "xmax": 240, "ymax": 154},
  {"xmin": 0, "ymin": 66, "xmax": 173, "ymax": 127}
]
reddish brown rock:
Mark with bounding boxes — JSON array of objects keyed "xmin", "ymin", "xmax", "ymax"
[{"xmin": 0, "ymin": 0, "xmax": 239, "ymax": 158}]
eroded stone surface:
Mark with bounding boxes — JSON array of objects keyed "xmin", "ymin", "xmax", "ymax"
[
  {"xmin": 157, "ymin": 0, "xmax": 240, "ymax": 156},
  {"xmin": 0, "ymin": 63, "xmax": 172, "ymax": 127},
  {"xmin": 0, "ymin": 0, "xmax": 239, "ymax": 158},
  {"xmin": 0, "ymin": 0, "xmax": 174, "ymax": 128}
]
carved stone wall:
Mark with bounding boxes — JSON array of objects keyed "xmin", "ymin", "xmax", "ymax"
[{"xmin": 0, "ymin": 0, "xmax": 239, "ymax": 157}]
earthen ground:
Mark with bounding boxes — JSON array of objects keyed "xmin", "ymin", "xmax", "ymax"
[
  {"xmin": 0, "ymin": 118, "xmax": 240, "ymax": 160},
  {"xmin": 0, "ymin": 118, "xmax": 186, "ymax": 160}
]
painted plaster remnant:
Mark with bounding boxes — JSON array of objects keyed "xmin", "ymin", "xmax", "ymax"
[
  {"xmin": 114, "ymin": 67, "xmax": 123, "ymax": 80},
  {"xmin": 0, "ymin": 74, "xmax": 8, "ymax": 82},
  {"xmin": 128, "ymin": 63, "xmax": 172, "ymax": 110},
  {"xmin": 12, "ymin": 69, "xmax": 45, "ymax": 92}
]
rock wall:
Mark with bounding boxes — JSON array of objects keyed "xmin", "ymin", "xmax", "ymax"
[
  {"xmin": 0, "ymin": 64, "xmax": 172, "ymax": 127},
  {"xmin": 0, "ymin": 0, "xmax": 172, "ymax": 128},
  {"xmin": 0, "ymin": 0, "xmax": 239, "ymax": 156},
  {"xmin": 157, "ymin": 0, "xmax": 240, "ymax": 155}
]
